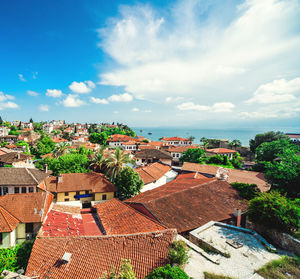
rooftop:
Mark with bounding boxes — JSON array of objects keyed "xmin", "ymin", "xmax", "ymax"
[
  {"xmin": 0, "ymin": 152, "xmax": 32, "ymax": 164},
  {"xmin": 161, "ymin": 136, "xmax": 190, "ymax": 141},
  {"xmin": 135, "ymin": 162, "xmax": 171, "ymax": 185},
  {"xmin": 135, "ymin": 149, "xmax": 172, "ymax": 160},
  {"xmin": 206, "ymin": 148, "xmax": 237, "ymax": 154}
]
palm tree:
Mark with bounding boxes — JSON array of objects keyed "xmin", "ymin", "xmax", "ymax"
[
  {"xmin": 53, "ymin": 142, "xmax": 70, "ymax": 158},
  {"xmin": 229, "ymin": 139, "xmax": 242, "ymax": 150},
  {"xmin": 105, "ymin": 147, "xmax": 134, "ymax": 181},
  {"xmin": 89, "ymin": 146, "xmax": 107, "ymax": 172},
  {"xmin": 200, "ymin": 137, "xmax": 209, "ymax": 151}
]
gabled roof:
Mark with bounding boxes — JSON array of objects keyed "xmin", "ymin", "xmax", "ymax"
[
  {"xmin": 161, "ymin": 136, "xmax": 190, "ymax": 141},
  {"xmin": 206, "ymin": 148, "xmax": 237, "ymax": 154},
  {"xmin": 126, "ymin": 178, "xmax": 247, "ymax": 233},
  {"xmin": 107, "ymin": 134, "xmax": 133, "ymax": 142},
  {"xmin": 0, "ymin": 152, "xmax": 32, "ymax": 164},
  {"xmin": 94, "ymin": 199, "xmax": 166, "ymax": 235},
  {"xmin": 0, "ymin": 168, "xmax": 50, "ymax": 186},
  {"xmin": 41, "ymin": 172, "xmax": 116, "ymax": 193},
  {"xmin": 0, "ymin": 206, "xmax": 19, "ymax": 232},
  {"xmin": 26, "ymin": 230, "xmax": 176, "ymax": 279},
  {"xmin": 135, "ymin": 149, "xmax": 172, "ymax": 160},
  {"xmin": 135, "ymin": 162, "xmax": 171, "ymax": 185},
  {"xmin": 182, "ymin": 162, "xmax": 268, "ymax": 191},
  {"xmin": 0, "ymin": 192, "xmax": 53, "ymax": 225}
]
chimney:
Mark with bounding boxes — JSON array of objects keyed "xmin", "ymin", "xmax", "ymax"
[
  {"xmin": 57, "ymin": 174, "xmax": 62, "ymax": 183},
  {"xmin": 62, "ymin": 252, "xmax": 72, "ymax": 263},
  {"xmin": 44, "ymin": 164, "xmax": 48, "ymax": 173},
  {"xmin": 234, "ymin": 209, "xmax": 242, "ymax": 227}
]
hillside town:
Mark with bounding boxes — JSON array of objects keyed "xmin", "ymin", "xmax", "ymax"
[{"xmin": 0, "ymin": 118, "xmax": 299, "ymax": 279}]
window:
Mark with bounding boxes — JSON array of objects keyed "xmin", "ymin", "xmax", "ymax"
[
  {"xmin": 65, "ymin": 192, "xmax": 69, "ymax": 196},
  {"xmin": 22, "ymin": 187, "xmax": 26, "ymax": 193},
  {"xmin": 102, "ymin": 194, "xmax": 107, "ymax": 200},
  {"xmin": 85, "ymin": 190, "xmax": 89, "ymax": 195},
  {"xmin": 176, "ymin": 154, "xmax": 179, "ymax": 157},
  {"xmin": 29, "ymin": 187, "xmax": 34, "ymax": 193},
  {"xmin": 14, "ymin": 187, "xmax": 20, "ymax": 194},
  {"xmin": 76, "ymin": 191, "xmax": 80, "ymax": 195},
  {"xmin": 3, "ymin": 187, "xmax": 8, "ymax": 195},
  {"xmin": 0, "ymin": 233, "xmax": 2, "ymax": 244},
  {"xmin": 25, "ymin": 223, "xmax": 34, "ymax": 234},
  {"xmin": 65, "ymin": 198, "xmax": 69, "ymax": 202}
]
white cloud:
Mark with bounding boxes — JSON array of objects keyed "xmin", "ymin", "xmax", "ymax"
[
  {"xmin": 165, "ymin": 96, "xmax": 184, "ymax": 103},
  {"xmin": 39, "ymin": 104, "xmax": 50, "ymax": 111},
  {"xmin": 90, "ymin": 96, "xmax": 109, "ymax": 104},
  {"xmin": 62, "ymin": 94, "xmax": 85, "ymax": 107},
  {"xmin": 98, "ymin": 0, "xmax": 300, "ymax": 125},
  {"xmin": 46, "ymin": 89, "xmax": 63, "ymax": 98},
  {"xmin": 18, "ymin": 74, "xmax": 26, "ymax": 82},
  {"xmin": 27, "ymin": 90, "xmax": 39, "ymax": 97},
  {"xmin": 177, "ymin": 101, "xmax": 235, "ymax": 112},
  {"xmin": 0, "ymin": 92, "xmax": 14, "ymax": 102},
  {"xmin": 246, "ymin": 77, "xmax": 300, "ymax": 104},
  {"xmin": 132, "ymin": 107, "xmax": 139, "ymax": 112},
  {"xmin": 108, "ymin": 92, "xmax": 133, "ymax": 102},
  {"xmin": 69, "ymin": 81, "xmax": 95, "ymax": 94},
  {"xmin": 0, "ymin": 92, "xmax": 18, "ymax": 110}
]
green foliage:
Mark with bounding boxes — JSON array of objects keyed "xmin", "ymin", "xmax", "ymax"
[
  {"xmin": 33, "ymin": 122, "xmax": 43, "ymax": 132},
  {"xmin": 100, "ymin": 125, "xmax": 136, "ymax": 137},
  {"xmin": 180, "ymin": 148, "xmax": 205, "ymax": 163},
  {"xmin": 256, "ymin": 256, "xmax": 300, "ymax": 279},
  {"xmin": 249, "ymin": 131, "xmax": 288, "ymax": 153},
  {"xmin": 248, "ymin": 191, "xmax": 300, "ymax": 233},
  {"xmin": 145, "ymin": 264, "xmax": 190, "ymax": 279},
  {"xmin": 89, "ymin": 132, "xmax": 109, "ymax": 145},
  {"xmin": 0, "ymin": 240, "xmax": 34, "ymax": 273},
  {"xmin": 265, "ymin": 149, "xmax": 300, "ymax": 197},
  {"xmin": 8, "ymin": 126, "xmax": 21, "ymax": 136},
  {"xmin": 230, "ymin": 183, "xmax": 260, "ymax": 200},
  {"xmin": 230, "ymin": 153, "xmax": 243, "ymax": 169},
  {"xmin": 206, "ymin": 155, "xmax": 232, "ymax": 167},
  {"xmin": 31, "ymin": 135, "xmax": 55, "ymax": 158},
  {"xmin": 16, "ymin": 141, "xmax": 30, "ymax": 153},
  {"xmin": 229, "ymin": 139, "xmax": 242, "ymax": 150},
  {"xmin": 114, "ymin": 167, "xmax": 143, "ymax": 200},
  {"xmin": 100, "ymin": 259, "xmax": 136, "ymax": 279},
  {"xmin": 0, "ymin": 141, "xmax": 8, "ymax": 147},
  {"xmin": 168, "ymin": 240, "xmax": 189, "ymax": 267}
]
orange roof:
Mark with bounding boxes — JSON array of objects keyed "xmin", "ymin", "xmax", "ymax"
[
  {"xmin": 161, "ymin": 137, "xmax": 190, "ymax": 141},
  {"xmin": 176, "ymin": 172, "xmax": 206, "ymax": 180},
  {"xmin": 52, "ymin": 138, "xmax": 67, "ymax": 143},
  {"xmin": 206, "ymin": 148, "xmax": 237, "ymax": 154},
  {"xmin": 26, "ymin": 230, "xmax": 176, "ymax": 279},
  {"xmin": 94, "ymin": 199, "xmax": 165, "ymax": 235},
  {"xmin": 135, "ymin": 162, "xmax": 171, "ymax": 185},
  {"xmin": 138, "ymin": 145, "xmax": 156, "ymax": 150},
  {"xmin": 42, "ymin": 172, "xmax": 116, "ymax": 193},
  {"xmin": 182, "ymin": 162, "xmax": 268, "ymax": 191},
  {"xmin": 121, "ymin": 141, "xmax": 137, "ymax": 146},
  {"xmin": 167, "ymin": 145, "xmax": 198, "ymax": 153},
  {"xmin": 41, "ymin": 153, "xmax": 54, "ymax": 158},
  {"xmin": 126, "ymin": 178, "xmax": 247, "ymax": 233},
  {"xmin": 0, "ymin": 206, "xmax": 19, "ymax": 233},
  {"xmin": 107, "ymin": 134, "xmax": 133, "ymax": 142}
]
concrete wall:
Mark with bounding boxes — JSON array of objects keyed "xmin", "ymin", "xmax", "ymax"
[
  {"xmin": 94, "ymin": 192, "xmax": 114, "ymax": 201},
  {"xmin": 10, "ymin": 229, "xmax": 16, "ymax": 247},
  {"xmin": 16, "ymin": 223, "xmax": 26, "ymax": 242},
  {"xmin": 57, "ymin": 191, "xmax": 114, "ymax": 202}
]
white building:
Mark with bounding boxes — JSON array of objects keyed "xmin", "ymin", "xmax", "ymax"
[
  {"xmin": 43, "ymin": 123, "xmax": 54, "ymax": 134},
  {"xmin": 0, "ymin": 126, "xmax": 9, "ymax": 137},
  {"xmin": 161, "ymin": 136, "xmax": 192, "ymax": 146}
]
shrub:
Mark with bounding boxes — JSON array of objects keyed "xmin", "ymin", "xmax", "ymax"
[
  {"xmin": 100, "ymin": 259, "xmax": 136, "ymax": 279},
  {"xmin": 168, "ymin": 240, "xmax": 189, "ymax": 267},
  {"xmin": 248, "ymin": 191, "xmax": 300, "ymax": 232},
  {"xmin": 145, "ymin": 264, "xmax": 190, "ymax": 279},
  {"xmin": 205, "ymin": 155, "xmax": 232, "ymax": 167},
  {"xmin": 230, "ymin": 183, "xmax": 260, "ymax": 200},
  {"xmin": 180, "ymin": 148, "xmax": 205, "ymax": 163}
]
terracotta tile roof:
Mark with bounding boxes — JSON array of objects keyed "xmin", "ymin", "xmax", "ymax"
[
  {"xmin": 0, "ymin": 192, "xmax": 53, "ymax": 224},
  {"xmin": 138, "ymin": 145, "xmax": 156, "ymax": 150},
  {"xmin": 176, "ymin": 172, "xmax": 207, "ymax": 180},
  {"xmin": 41, "ymin": 210, "xmax": 84, "ymax": 237},
  {"xmin": 135, "ymin": 162, "xmax": 171, "ymax": 185},
  {"xmin": 0, "ymin": 206, "xmax": 19, "ymax": 233},
  {"xmin": 107, "ymin": 134, "xmax": 133, "ymax": 142},
  {"xmin": 167, "ymin": 145, "xmax": 198, "ymax": 153},
  {"xmin": 94, "ymin": 199, "xmax": 165, "ymax": 235},
  {"xmin": 135, "ymin": 149, "xmax": 172, "ymax": 160},
  {"xmin": 42, "ymin": 172, "xmax": 116, "ymax": 193},
  {"xmin": 26, "ymin": 229, "xmax": 176, "ymax": 279},
  {"xmin": 41, "ymin": 153, "xmax": 54, "ymax": 158},
  {"xmin": 182, "ymin": 162, "xmax": 268, "ymax": 191},
  {"xmin": 0, "ymin": 152, "xmax": 32, "ymax": 164},
  {"xmin": 52, "ymin": 138, "xmax": 68, "ymax": 143},
  {"xmin": 0, "ymin": 168, "xmax": 50, "ymax": 186},
  {"xmin": 51, "ymin": 204, "xmax": 81, "ymax": 214},
  {"xmin": 161, "ymin": 137, "xmax": 190, "ymax": 141},
  {"xmin": 206, "ymin": 148, "xmax": 237, "ymax": 154},
  {"xmin": 126, "ymin": 178, "xmax": 247, "ymax": 233},
  {"xmin": 122, "ymin": 141, "xmax": 137, "ymax": 146}
]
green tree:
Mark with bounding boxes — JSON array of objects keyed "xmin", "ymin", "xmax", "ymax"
[
  {"xmin": 168, "ymin": 240, "xmax": 189, "ymax": 267},
  {"xmin": 29, "ymin": 118, "xmax": 33, "ymax": 123},
  {"xmin": 265, "ymin": 149, "xmax": 300, "ymax": 197},
  {"xmin": 231, "ymin": 152, "xmax": 243, "ymax": 169},
  {"xmin": 118, "ymin": 259, "xmax": 136, "ymax": 279},
  {"xmin": 205, "ymin": 155, "xmax": 232, "ymax": 167},
  {"xmin": 180, "ymin": 148, "xmax": 205, "ymax": 163},
  {"xmin": 248, "ymin": 191, "xmax": 300, "ymax": 233},
  {"xmin": 106, "ymin": 148, "xmax": 133, "ymax": 181},
  {"xmin": 146, "ymin": 264, "xmax": 190, "ymax": 279},
  {"xmin": 114, "ymin": 167, "xmax": 143, "ymax": 200},
  {"xmin": 230, "ymin": 182, "xmax": 260, "ymax": 200},
  {"xmin": 249, "ymin": 131, "xmax": 288, "ymax": 153},
  {"xmin": 89, "ymin": 132, "xmax": 109, "ymax": 145},
  {"xmin": 188, "ymin": 136, "xmax": 195, "ymax": 142},
  {"xmin": 0, "ymin": 116, "xmax": 3, "ymax": 125},
  {"xmin": 16, "ymin": 140, "xmax": 30, "ymax": 153},
  {"xmin": 229, "ymin": 139, "xmax": 242, "ymax": 150},
  {"xmin": 53, "ymin": 142, "xmax": 70, "ymax": 158},
  {"xmin": 31, "ymin": 135, "xmax": 55, "ymax": 158},
  {"xmin": 89, "ymin": 147, "xmax": 107, "ymax": 172}
]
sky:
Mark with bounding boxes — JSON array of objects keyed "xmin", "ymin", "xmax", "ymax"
[{"xmin": 0, "ymin": 0, "xmax": 300, "ymax": 130}]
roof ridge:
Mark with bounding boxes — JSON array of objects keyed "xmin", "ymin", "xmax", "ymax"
[
  {"xmin": 25, "ymin": 168, "xmax": 39, "ymax": 184},
  {"xmin": 0, "ymin": 204, "xmax": 20, "ymax": 231}
]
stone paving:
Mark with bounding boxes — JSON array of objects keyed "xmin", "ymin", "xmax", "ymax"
[{"xmin": 182, "ymin": 225, "xmax": 280, "ymax": 279}]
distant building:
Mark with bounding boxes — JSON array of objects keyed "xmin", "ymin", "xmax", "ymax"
[
  {"xmin": 161, "ymin": 136, "xmax": 192, "ymax": 146},
  {"xmin": 43, "ymin": 123, "xmax": 54, "ymax": 134},
  {"xmin": 0, "ymin": 126, "xmax": 9, "ymax": 137},
  {"xmin": 0, "ymin": 152, "xmax": 34, "ymax": 168},
  {"xmin": 286, "ymin": 133, "xmax": 300, "ymax": 145},
  {"xmin": 167, "ymin": 145, "xmax": 198, "ymax": 164},
  {"xmin": 206, "ymin": 148, "xmax": 238, "ymax": 159},
  {"xmin": 135, "ymin": 149, "xmax": 173, "ymax": 166}
]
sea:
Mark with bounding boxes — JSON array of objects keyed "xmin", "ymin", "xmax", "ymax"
[{"xmin": 133, "ymin": 127, "xmax": 275, "ymax": 146}]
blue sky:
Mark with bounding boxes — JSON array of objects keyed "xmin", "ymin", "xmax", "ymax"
[{"xmin": 0, "ymin": 0, "xmax": 300, "ymax": 130}]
